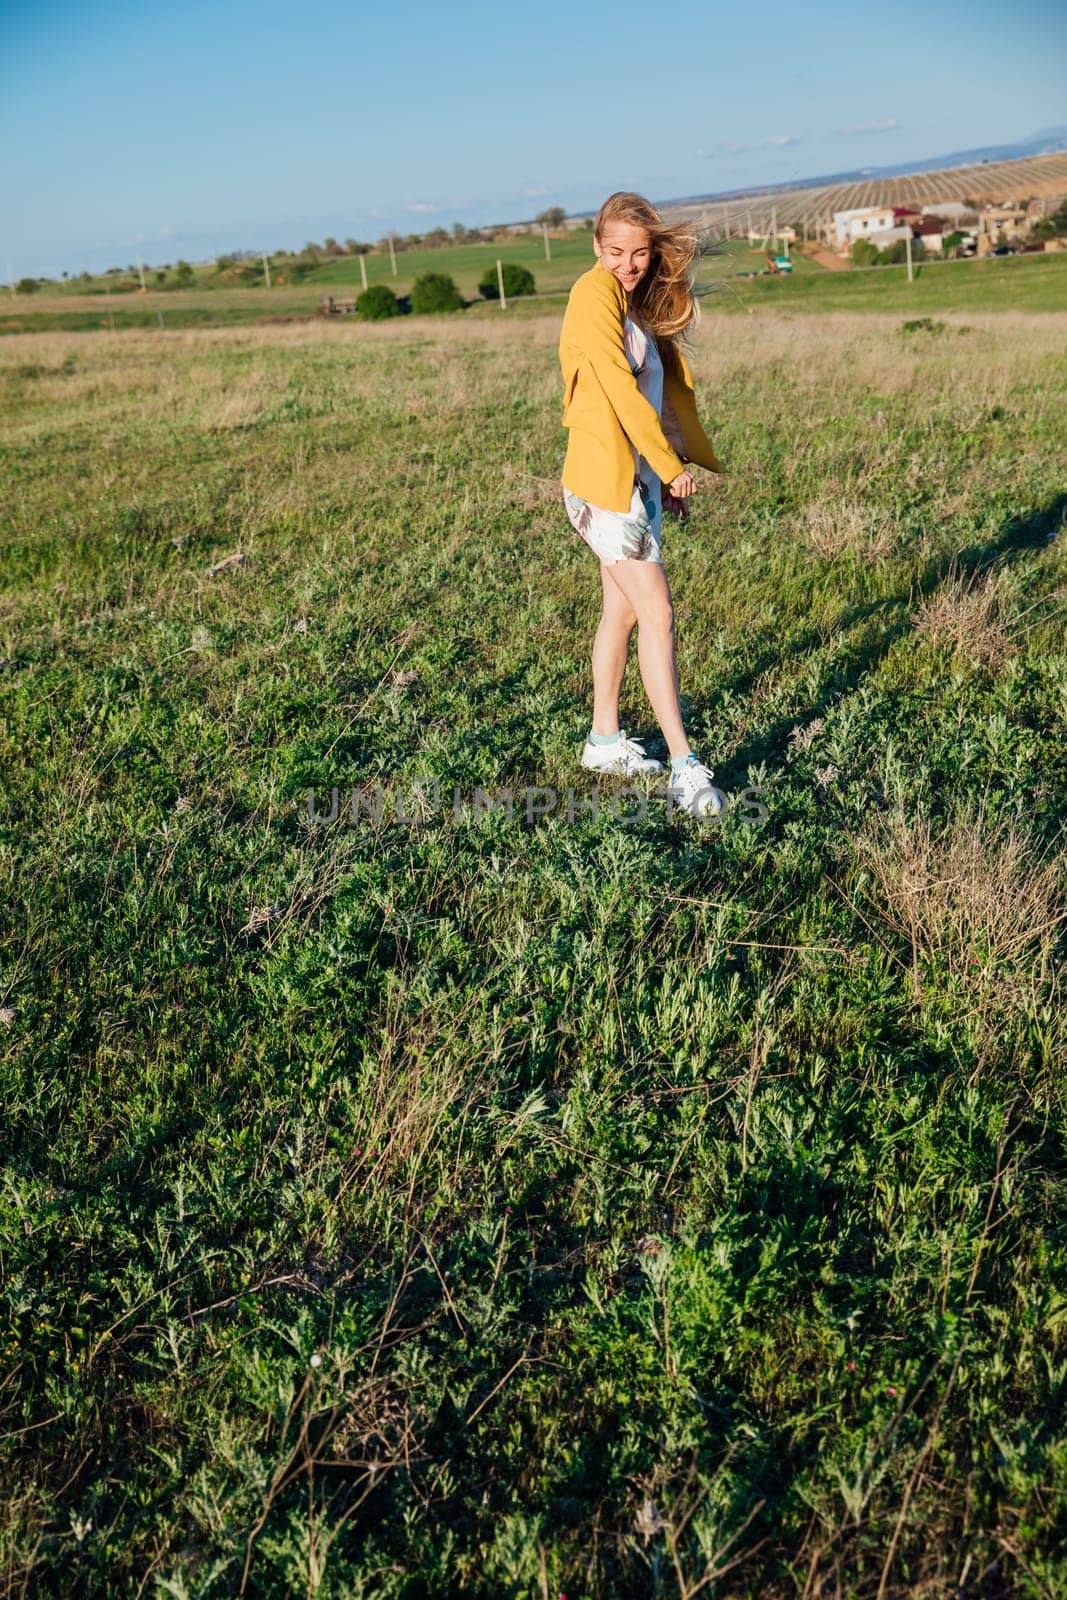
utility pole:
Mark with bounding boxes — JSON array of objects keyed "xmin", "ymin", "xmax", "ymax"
[
  {"xmin": 542, "ymin": 221, "xmax": 551, "ymax": 260},
  {"xmin": 136, "ymin": 254, "xmax": 147, "ymax": 292},
  {"xmin": 388, "ymin": 234, "xmax": 397, "ymax": 276},
  {"xmin": 262, "ymin": 253, "xmax": 272, "ymax": 288},
  {"xmin": 905, "ymin": 231, "xmax": 913, "ymax": 283},
  {"xmin": 771, "ymin": 205, "xmax": 778, "ymax": 255},
  {"xmin": 359, "ymin": 252, "xmax": 368, "ymax": 292},
  {"xmin": 496, "ymin": 258, "xmax": 507, "ymax": 310}
]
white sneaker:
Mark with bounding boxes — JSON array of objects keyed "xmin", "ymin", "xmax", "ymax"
[
  {"xmin": 580, "ymin": 730, "xmax": 664, "ymax": 775},
  {"xmin": 667, "ymin": 755, "xmax": 726, "ymax": 819}
]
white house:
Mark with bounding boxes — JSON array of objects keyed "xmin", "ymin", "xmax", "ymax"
[{"xmin": 831, "ymin": 207, "xmax": 897, "ymax": 252}]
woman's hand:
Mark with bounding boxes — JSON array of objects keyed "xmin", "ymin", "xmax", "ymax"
[{"xmin": 663, "ymin": 470, "xmax": 693, "ymax": 523}]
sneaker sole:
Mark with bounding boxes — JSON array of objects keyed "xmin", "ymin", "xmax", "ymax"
[
  {"xmin": 668, "ymin": 787, "xmax": 726, "ymax": 819},
  {"xmin": 581, "ymin": 755, "xmax": 664, "ymax": 774}
]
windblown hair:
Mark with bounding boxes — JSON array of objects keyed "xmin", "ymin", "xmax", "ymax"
[{"xmin": 593, "ymin": 190, "xmax": 701, "ymax": 374}]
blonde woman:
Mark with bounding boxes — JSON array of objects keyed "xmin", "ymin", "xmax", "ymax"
[{"xmin": 559, "ymin": 191, "xmax": 725, "ymax": 819}]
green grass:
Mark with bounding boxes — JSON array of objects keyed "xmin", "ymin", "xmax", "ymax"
[
  {"xmin": 6, "ymin": 243, "xmax": 1064, "ymax": 335},
  {"xmin": 1, "ymin": 303, "xmax": 1066, "ymax": 1598},
  {"xmin": 712, "ymin": 248, "xmax": 1067, "ymax": 314}
]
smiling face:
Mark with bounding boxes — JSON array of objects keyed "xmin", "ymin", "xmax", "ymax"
[{"xmin": 593, "ymin": 220, "xmax": 653, "ymax": 294}]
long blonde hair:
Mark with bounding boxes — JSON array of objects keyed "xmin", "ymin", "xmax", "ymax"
[{"xmin": 593, "ymin": 190, "xmax": 701, "ymax": 375}]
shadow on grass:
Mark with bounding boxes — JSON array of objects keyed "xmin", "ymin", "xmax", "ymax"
[{"xmin": 704, "ymin": 490, "xmax": 1067, "ymax": 783}]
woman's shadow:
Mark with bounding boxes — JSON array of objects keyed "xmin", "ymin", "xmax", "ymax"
[{"xmin": 698, "ymin": 490, "xmax": 1066, "ymax": 784}]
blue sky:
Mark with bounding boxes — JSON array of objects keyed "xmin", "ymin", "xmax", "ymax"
[{"xmin": 2, "ymin": 0, "xmax": 1064, "ymax": 278}]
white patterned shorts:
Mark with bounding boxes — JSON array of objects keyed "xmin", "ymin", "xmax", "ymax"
[{"xmin": 562, "ymin": 475, "xmax": 663, "ymax": 566}]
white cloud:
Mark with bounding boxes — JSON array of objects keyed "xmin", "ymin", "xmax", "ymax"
[
  {"xmin": 699, "ymin": 134, "xmax": 801, "ymax": 159},
  {"xmin": 404, "ymin": 200, "xmax": 440, "ymax": 214},
  {"xmin": 836, "ymin": 117, "xmax": 900, "ymax": 136},
  {"xmin": 158, "ymin": 225, "xmax": 177, "ymax": 239}
]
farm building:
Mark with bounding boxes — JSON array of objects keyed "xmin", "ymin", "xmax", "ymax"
[
  {"xmin": 912, "ymin": 218, "xmax": 951, "ymax": 251},
  {"xmin": 829, "ymin": 206, "xmax": 897, "ymax": 251},
  {"xmin": 978, "ymin": 203, "xmax": 1029, "ymax": 239}
]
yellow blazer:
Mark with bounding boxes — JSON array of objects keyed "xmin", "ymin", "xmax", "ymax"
[{"xmin": 559, "ymin": 262, "xmax": 724, "ymax": 513}]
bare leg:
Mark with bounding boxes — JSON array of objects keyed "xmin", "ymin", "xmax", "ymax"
[
  {"xmin": 590, "ymin": 563, "xmax": 637, "ymax": 736},
  {"xmin": 601, "ymin": 559, "xmax": 691, "ymax": 758}
]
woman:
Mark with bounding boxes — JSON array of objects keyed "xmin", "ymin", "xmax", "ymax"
[{"xmin": 559, "ymin": 191, "xmax": 725, "ymax": 819}]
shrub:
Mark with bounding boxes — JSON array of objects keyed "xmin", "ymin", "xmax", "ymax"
[
  {"xmin": 878, "ymin": 238, "xmax": 922, "ymax": 265},
  {"xmin": 16, "ymin": 278, "xmax": 40, "ymax": 295},
  {"xmin": 174, "ymin": 261, "xmax": 195, "ymax": 287},
  {"xmin": 357, "ymin": 284, "xmax": 400, "ymax": 321},
  {"xmin": 850, "ymin": 239, "xmax": 879, "ymax": 268},
  {"xmin": 478, "ymin": 263, "xmax": 536, "ymax": 301},
  {"xmin": 410, "ymin": 272, "xmax": 464, "ymax": 314},
  {"xmin": 900, "ymin": 318, "xmax": 947, "ymax": 336}
]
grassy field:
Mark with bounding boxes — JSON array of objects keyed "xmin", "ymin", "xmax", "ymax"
[
  {"xmin": 5, "ymin": 242, "xmax": 1065, "ymax": 334},
  {"xmin": 1, "ymin": 298, "xmax": 1067, "ymax": 1598},
  {"xmin": 19, "ymin": 234, "xmax": 797, "ymax": 305}
]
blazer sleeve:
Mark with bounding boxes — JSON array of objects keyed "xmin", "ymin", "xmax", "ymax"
[{"xmin": 572, "ymin": 274, "xmax": 686, "ymax": 487}]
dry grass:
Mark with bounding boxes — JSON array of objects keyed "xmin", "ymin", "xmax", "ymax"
[
  {"xmin": 850, "ymin": 793, "xmax": 1067, "ymax": 1075},
  {"xmin": 912, "ymin": 559, "xmax": 1026, "ymax": 671},
  {"xmin": 800, "ymin": 496, "xmax": 898, "ymax": 560}
]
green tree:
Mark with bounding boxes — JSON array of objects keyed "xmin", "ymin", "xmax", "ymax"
[
  {"xmin": 16, "ymin": 277, "xmax": 39, "ymax": 294},
  {"xmin": 174, "ymin": 260, "xmax": 195, "ymax": 287},
  {"xmin": 410, "ymin": 272, "xmax": 464, "ymax": 314},
  {"xmin": 850, "ymin": 238, "xmax": 879, "ymax": 267},
  {"xmin": 536, "ymin": 206, "xmax": 566, "ymax": 229},
  {"xmin": 356, "ymin": 284, "xmax": 400, "ymax": 321},
  {"xmin": 478, "ymin": 262, "xmax": 536, "ymax": 301}
]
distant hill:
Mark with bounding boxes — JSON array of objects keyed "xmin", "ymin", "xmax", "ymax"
[{"xmin": 659, "ymin": 128, "xmax": 1067, "ymax": 208}]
